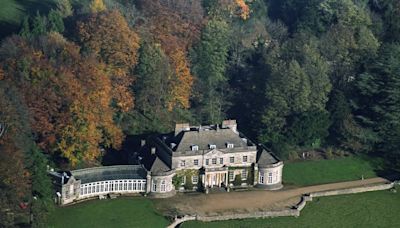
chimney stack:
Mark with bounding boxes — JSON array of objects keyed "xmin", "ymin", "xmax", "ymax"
[
  {"xmin": 222, "ymin": 119, "xmax": 238, "ymax": 133},
  {"xmin": 141, "ymin": 139, "xmax": 146, "ymax": 147},
  {"xmin": 175, "ymin": 123, "xmax": 190, "ymax": 136},
  {"xmin": 151, "ymin": 147, "xmax": 156, "ymax": 155}
]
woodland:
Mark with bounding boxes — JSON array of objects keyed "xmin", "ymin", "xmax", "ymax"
[{"xmin": 0, "ymin": 0, "xmax": 400, "ymax": 226}]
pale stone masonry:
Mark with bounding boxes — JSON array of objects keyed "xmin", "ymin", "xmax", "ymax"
[
  {"xmin": 49, "ymin": 120, "xmax": 283, "ymax": 204},
  {"xmin": 140, "ymin": 120, "xmax": 283, "ymax": 197}
]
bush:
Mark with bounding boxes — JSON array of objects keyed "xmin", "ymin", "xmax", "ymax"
[
  {"xmin": 325, "ymin": 147, "xmax": 334, "ymax": 159},
  {"xmin": 172, "ymin": 175, "xmax": 182, "ymax": 189},
  {"xmin": 233, "ymin": 174, "xmax": 242, "ymax": 186}
]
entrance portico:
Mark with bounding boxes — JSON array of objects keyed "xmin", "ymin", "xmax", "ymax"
[{"xmin": 201, "ymin": 167, "xmax": 229, "ymax": 188}]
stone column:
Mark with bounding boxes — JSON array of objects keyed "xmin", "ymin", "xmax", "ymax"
[
  {"xmin": 253, "ymin": 164, "xmax": 259, "ymax": 186},
  {"xmin": 146, "ymin": 172, "xmax": 152, "ymax": 194}
]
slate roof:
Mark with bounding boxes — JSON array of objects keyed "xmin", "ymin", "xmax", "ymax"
[
  {"xmin": 257, "ymin": 149, "xmax": 281, "ymax": 167},
  {"xmin": 172, "ymin": 127, "xmax": 255, "ymax": 154},
  {"xmin": 71, "ymin": 165, "xmax": 147, "ymax": 184},
  {"xmin": 150, "ymin": 157, "xmax": 171, "ymax": 175},
  {"xmin": 48, "ymin": 171, "xmax": 73, "ymax": 185},
  {"xmin": 138, "ymin": 143, "xmax": 172, "ymax": 175}
]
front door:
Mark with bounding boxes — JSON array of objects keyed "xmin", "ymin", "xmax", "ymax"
[{"xmin": 212, "ymin": 174, "xmax": 216, "ymax": 186}]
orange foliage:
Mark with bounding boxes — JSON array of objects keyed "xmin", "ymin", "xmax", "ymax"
[
  {"xmin": 168, "ymin": 48, "xmax": 193, "ymax": 110},
  {"xmin": 0, "ymin": 68, "xmax": 4, "ymax": 80},
  {"xmin": 77, "ymin": 10, "xmax": 140, "ymax": 112},
  {"xmin": 138, "ymin": 1, "xmax": 200, "ymax": 111},
  {"xmin": 234, "ymin": 0, "xmax": 250, "ymax": 20},
  {"xmin": 0, "ymin": 84, "xmax": 30, "ymax": 203},
  {"xmin": 0, "ymin": 33, "xmax": 123, "ymax": 166}
]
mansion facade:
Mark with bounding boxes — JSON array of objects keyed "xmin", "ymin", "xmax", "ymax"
[{"xmin": 50, "ymin": 120, "xmax": 283, "ymax": 205}]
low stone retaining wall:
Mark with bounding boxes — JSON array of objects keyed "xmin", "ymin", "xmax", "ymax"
[
  {"xmin": 197, "ymin": 209, "xmax": 299, "ymax": 222},
  {"xmin": 309, "ymin": 182, "xmax": 394, "ymax": 198},
  {"xmin": 168, "ymin": 181, "xmax": 396, "ymax": 228}
]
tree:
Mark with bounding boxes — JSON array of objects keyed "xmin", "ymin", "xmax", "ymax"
[
  {"xmin": 0, "ymin": 33, "xmax": 123, "ymax": 166},
  {"xmin": 31, "ymin": 11, "xmax": 47, "ymax": 37},
  {"xmin": 132, "ymin": 41, "xmax": 173, "ymax": 132},
  {"xmin": 27, "ymin": 146, "xmax": 53, "ymax": 227},
  {"xmin": 192, "ymin": 19, "xmax": 231, "ymax": 123},
  {"xmin": 90, "ymin": 0, "xmax": 106, "ymax": 13},
  {"xmin": 355, "ymin": 43, "xmax": 400, "ymax": 163},
  {"xmin": 48, "ymin": 9, "xmax": 65, "ymax": 33},
  {"xmin": 168, "ymin": 48, "xmax": 194, "ymax": 111},
  {"xmin": 77, "ymin": 10, "xmax": 140, "ymax": 113},
  {"xmin": 57, "ymin": 0, "xmax": 73, "ymax": 18},
  {"xmin": 19, "ymin": 16, "xmax": 31, "ymax": 39},
  {"xmin": 0, "ymin": 83, "xmax": 31, "ymax": 226}
]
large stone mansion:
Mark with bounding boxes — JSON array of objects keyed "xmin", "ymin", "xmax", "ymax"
[{"xmin": 50, "ymin": 120, "xmax": 283, "ymax": 205}]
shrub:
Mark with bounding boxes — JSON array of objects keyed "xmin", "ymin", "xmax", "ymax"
[
  {"xmin": 233, "ymin": 174, "xmax": 242, "ymax": 186},
  {"xmin": 325, "ymin": 147, "xmax": 334, "ymax": 159}
]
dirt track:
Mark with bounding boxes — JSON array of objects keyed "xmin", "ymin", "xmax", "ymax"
[{"xmin": 154, "ymin": 177, "xmax": 388, "ymax": 216}]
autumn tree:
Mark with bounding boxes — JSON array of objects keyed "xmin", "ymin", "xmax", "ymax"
[
  {"xmin": 0, "ymin": 83, "xmax": 31, "ymax": 226},
  {"xmin": 77, "ymin": 10, "xmax": 140, "ymax": 113},
  {"xmin": 0, "ymin": 33, "xmax": 123, "ymax": 166},
  {"xmin": 90, "ymin": 0, "xmax": 106, "ymax": 13}
]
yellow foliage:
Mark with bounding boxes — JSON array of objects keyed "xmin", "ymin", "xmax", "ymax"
[
  {"xmin": 77, "ymin": 10, "xmax": 140, "ymax": 113},
  {"xmin": 235, "ymin": 0, "xmax": 250, "ymax": 20},
  {"xmin": 90, "ymin": 0, "xmax": 106, "ymax": 13},
  {"xmin": 168, "ymin": 48, "xmax": 194, "ymax": 111}
]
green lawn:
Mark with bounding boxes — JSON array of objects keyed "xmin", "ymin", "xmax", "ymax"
[
  {"xmin": 183, "ymin": 187, "xmax": 400, "ymax": 228},
  {"xmin": 47, "ymin": 197, "xmax": 169, "ymax": 228},
  {"xmin": 283, "ymin": 156, "xmax": 378, "ymax": 186},
  {"xmin": 0, "ymin": 0, "xmax": 57, "ymax": 39}
]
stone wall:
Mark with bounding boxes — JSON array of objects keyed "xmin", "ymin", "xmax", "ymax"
[
  {"xmin": 197, "ymin": 210, "xmax": 299, "ymax": 222},
  {"xmin": 309, "ymin": 183, "xmax": 394, "ymax": 197},
  {"xmin": 170, "ymin": 181, "xmax": 396, "ymax": 228}
]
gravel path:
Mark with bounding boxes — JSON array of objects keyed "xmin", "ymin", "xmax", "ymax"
[{"xmin": 155, "ymin": 177, "xmax": 388, "ymax": 216}]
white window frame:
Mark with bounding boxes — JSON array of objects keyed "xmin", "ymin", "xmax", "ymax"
[
  {"xmin": 191, "ymin": 145, "xmax": 199, "ymax": 151},
  {"xmin": 226, "ymin": 143, "xmax": 234, "ymax": 149},
  {"xmin": 243, "ymin": 156, "xmax": 248, "ymax": 163},
  {"xmin": 152, "ymin": 181, "xmax": 157, "ymax": 192},
  {"xmin": 241, "ymin": 169, "xmax": 248, "ymax": 180},
  {"xmin": 181, "ymin": 160, "xmax": 186, "ymax": 167},
  {"xmin": 206, "ymin": 159, "xmax": 209, "ymax": 165},
  {"xmin": 268, "ymin": 172, "xmax": 273, "ymax": 184},
  {"xmin": 192, "ymin": 175, "xmax": 198, "ymax": 184},
  {"xmin": 160, "ymin": 180, "xmax": 166, "ymax": 192},
  {"xmin": 209, "ymin": 144, "xmax": 217, "ymax": 149},
  {"xmin": 194, "ymin": 159, "xmax": 199, "ymax": 166},
  {"xmin": 212, "ymin": 158, "xmax": 217, "ymax": 165},
  {"xmin": 230, "ymin": 157, "xmax": 234, "ymax": 163},
  {"xmin": 219, "ymin": 157, "xmax": 223, "ymax": 164},
  {"xmin": 229, "ymin": 171, "xmax": 235, "ymax": 181},
  {"xmin": 181, "ymin": 176, "xmax": 186, "ymax": 185},
  {"xmin": 259, "ymin": 172, "xmax": 264, "ymax": 184}
]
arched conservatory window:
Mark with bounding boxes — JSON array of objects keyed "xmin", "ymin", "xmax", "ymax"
[{"xmin": 160, "ymin": 180, "xmax": 166, "ymax": 192}]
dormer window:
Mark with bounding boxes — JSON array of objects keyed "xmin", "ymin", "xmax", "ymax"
[
  {"xmin": 209, "ymin": 144, "xmax": 217, "ymax": 149},
  {"xmin": 191, "ymin": 145, "xmax": 199, "ymax": 151},
  {"xmin": 226, "ymin": 143, "xmax": 234, "ymax": 149}
]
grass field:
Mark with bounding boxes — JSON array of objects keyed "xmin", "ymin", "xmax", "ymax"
[
  {"xmin": 183, "ymin": 187, "xmax": 400, "ymax": 228},
  {"xmin": 283, "ymin": 156, "xmax": 378, "ymax": 186},
  {"xmin": 0, "ymin": 0, "xmax": 57, "ymax": 39},
  {"xmin": 47, "ymin": 197, "xmax": 169, "ymax": 228}
]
